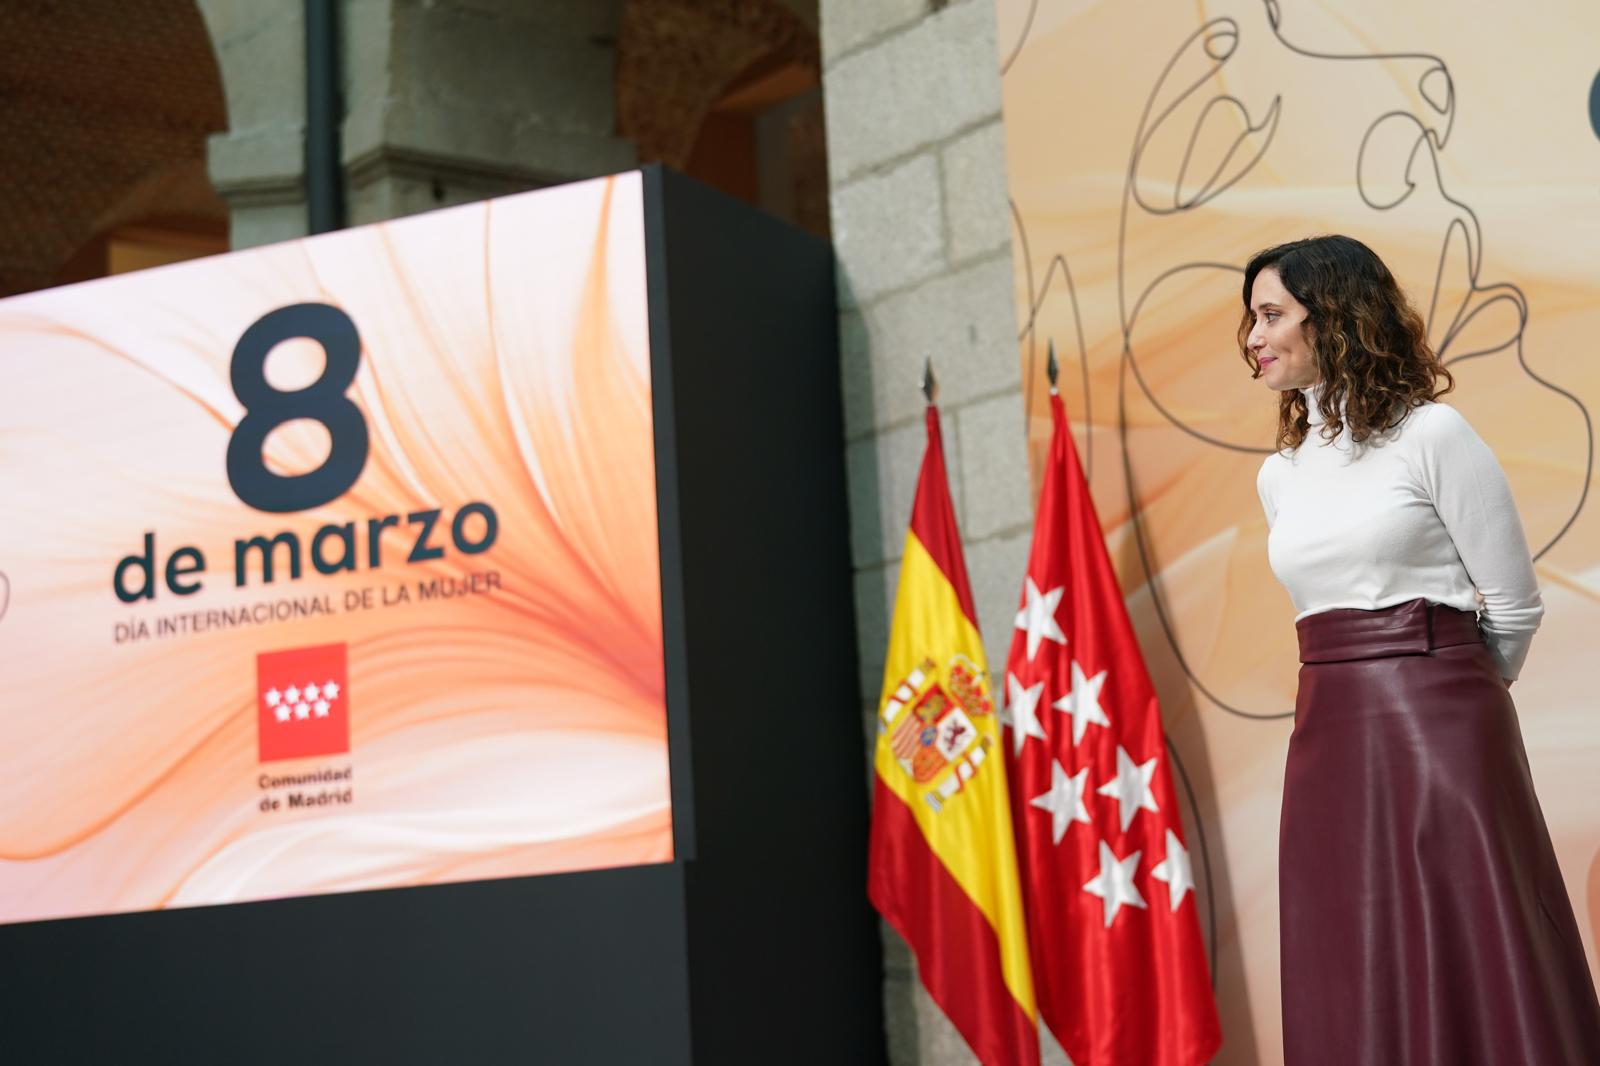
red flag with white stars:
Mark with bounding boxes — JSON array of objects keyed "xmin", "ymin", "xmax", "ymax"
[
  {"xmin": 1001, "ymin": 392, "xmax": 1220, "ymax": 1064},
  {"xmin": 257, "ymin": 642, "xmax": 350, "ymax": 763}
]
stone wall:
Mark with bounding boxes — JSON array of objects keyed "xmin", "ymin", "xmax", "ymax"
[
  {"xmin": 197, "ymin": 1, "xmax": 310, "ymax": 249},
  {"xmin": 819, "ymin": 1, "xmax": 1058, "ymax": 1062},
  {"xmin": 199, "ymin": 0, "xmax": 636, "ymax": 248},
  {"xmin": 341, "ymin": 0, "xmax": 635, "ymax": 227}
]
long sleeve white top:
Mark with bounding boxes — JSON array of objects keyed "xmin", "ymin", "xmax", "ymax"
[{"xmin": 1256, "ymin": 387, "xmax": 1544, "ymax": 680}]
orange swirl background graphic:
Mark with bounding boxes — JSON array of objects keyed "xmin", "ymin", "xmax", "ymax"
[{"xmin": 0, "ymin": 172, "xmax": 672, "ymax": 925}]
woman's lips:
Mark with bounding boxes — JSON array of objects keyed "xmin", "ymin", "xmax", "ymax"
[{"xmin": 1259, "ymin": 356, "xmax": 1277, "ymax": 369}]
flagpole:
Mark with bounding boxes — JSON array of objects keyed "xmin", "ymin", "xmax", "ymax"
[
  {"xmin": 1002, "ymin": 331, "xmax": 1222, "ymax": 1061},
  {"xmin": 869, "ymin": 351, "xmax": 1043, "ymax": 1066}
]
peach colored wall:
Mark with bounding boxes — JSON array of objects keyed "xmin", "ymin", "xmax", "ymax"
[{"xmin": 995, "ymin": 2, "xmax": 1600, "ymax": 1060}]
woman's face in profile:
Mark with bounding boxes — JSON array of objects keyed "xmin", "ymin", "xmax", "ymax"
[{"xmin": 1247, "ymin": 268, "xmax": 1319, "ymax": 391}]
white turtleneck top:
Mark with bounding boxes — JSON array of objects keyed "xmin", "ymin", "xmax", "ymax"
[{"xmin": 1256, "ymin": 387, "xmax": 1543, "ymax": 680}]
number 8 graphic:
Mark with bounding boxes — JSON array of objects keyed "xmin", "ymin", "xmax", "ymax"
[{"xmin": 226, "ymin": 303, "xmax": 370, "ymax": 513}]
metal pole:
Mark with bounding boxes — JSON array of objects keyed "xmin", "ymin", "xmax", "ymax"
[{"xmin": 305, "ymin": 0, "xmax": 343, "ymax": 234}]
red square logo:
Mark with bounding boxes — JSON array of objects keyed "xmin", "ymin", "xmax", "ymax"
[{"xmin": 257, "ymin": 643, "xmax": 350, "ymax": 763}]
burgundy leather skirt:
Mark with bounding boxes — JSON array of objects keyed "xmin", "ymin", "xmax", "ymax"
[{"xmin": 1281, "ymin": 598, "xmax": 1600, "ymax": 1065}]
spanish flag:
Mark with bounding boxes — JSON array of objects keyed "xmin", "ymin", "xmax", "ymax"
[{"xmin": 868, "ymin": 405, "xmax": 1039, "ymax": 1066}]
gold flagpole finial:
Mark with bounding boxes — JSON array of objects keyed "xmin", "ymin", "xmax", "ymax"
[{"xmin": 922, "ymin": 357, "xmax": 939, "ymax": 405}]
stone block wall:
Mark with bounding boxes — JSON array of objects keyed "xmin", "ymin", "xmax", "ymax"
[
  {"xmin": 198, "ymin": 0, "xmax": 310, "ymax": 248},
  {"xmin": 820, "ymin": 1, "xmax": 1061, "ymax": 1062},
  {"xmin": 199, "ymin": 0, "xmax": 635, "ymax": 247},
  {"xmin": 341, "ymin": 0, "xmax": 636, "ymax": 227}
]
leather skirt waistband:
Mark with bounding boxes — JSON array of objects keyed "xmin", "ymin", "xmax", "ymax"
[{"xmin": 1295, "ymin": 598, "xmax": 1481, "ymax": 664}]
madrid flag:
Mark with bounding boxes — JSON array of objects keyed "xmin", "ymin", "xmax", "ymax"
[
  {"xmin": 1002, "ymin": 392, "xmax": 1221, "ymax": 1064},
  {"xmin": 868, "ymin": 406, "xmax": 1039, "ymax": 1066}
]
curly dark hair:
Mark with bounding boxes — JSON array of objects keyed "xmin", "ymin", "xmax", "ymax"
[{"xmin": 1238, "ymin": 234, "xmax": 1453, "ymax": 450}]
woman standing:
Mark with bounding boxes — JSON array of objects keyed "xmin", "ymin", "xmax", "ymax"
[{"xmin": 1245, "ymin": 235, "xmax": 1600, "ymax": 1064}]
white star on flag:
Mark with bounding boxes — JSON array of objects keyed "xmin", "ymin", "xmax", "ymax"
[
  {"xmin": 304, "ymin": 683, "xmax": 321, "ymax": 702},
  {"xmin": 1001, "ymin": 674, "xmax": 1048, "ymax": 756},
  {"xmin": 1151, "ymin": 827, "xmax": 1196, "ymax": 911},
  {"xmin": 1013, "ymin": 578, "xmax": 1068, "ymax": 661},
  {"xmin": 1029, "ymin": 759, "xmax": 1091, "ymax": 844},
  {"xmin": 1096, "ymin": 745, "xmax": 1160, "ymax": 832},
  {"xmin": 323, "ymin": 680, "xmax": 341, "ymax": 700},
  {"xmin": 265, "ymin": 688, "xmax": 282, "ymax": 707},
  {"xmin": 294, "ymin": 702, "xmax": 311, "ymax": 720},
  {"xmin": 1053, "ymin": 660, "xmax": 1110, "ymax": 745},
  {"xmin": 1083, "ymin": 839, "xmax": 1147, "ymax": 928},
  {"xmin": 274, "ymin": 705, "xmax": 290, "ymax": 723},
  {"xmin": 314, "ymin": 699, "xmax": 330, "ymax": 718},
  {"xmin": 285, "ymin": 685, "xmax": 301, "ymax": 705}
]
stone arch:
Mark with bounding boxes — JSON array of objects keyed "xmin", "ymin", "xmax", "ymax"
[
  {"xmin": 617, "ymin": 0, "xmax": 828, "ymax": 234},
  {"xmin": 191, "ymin": 0, "xmax": 825, "ymax": 242},
  {"xmin": 0, "ymin": 1, "xmax": 226, "ymax": 296}
]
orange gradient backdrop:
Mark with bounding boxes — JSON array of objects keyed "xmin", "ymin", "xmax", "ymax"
[
  {"xmin": 995, "ymin": 1, "xmax": 1600, "ymax": 1060},
  {"xmin": 0, "ymin": 173, "xmax": 672, "ymax": 925}
]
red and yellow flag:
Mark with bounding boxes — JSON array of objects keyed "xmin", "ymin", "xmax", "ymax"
[{"xmin": 867, "ymin": 405, "xmax": 1039, "ymax": 1066}]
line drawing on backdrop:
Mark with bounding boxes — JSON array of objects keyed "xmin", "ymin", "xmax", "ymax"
[
  {"xmin": 1005, "ymin": 0, "xmax": 1599, "ymax": 988},
  {"xmin": 1009, "ymin": 0, "xmax": 1593, "ymax": 725}
]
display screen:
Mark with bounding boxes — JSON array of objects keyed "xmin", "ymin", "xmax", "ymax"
[{"xmin": 0, "ymin": 172, "xmax": 672, "ymax": 925}]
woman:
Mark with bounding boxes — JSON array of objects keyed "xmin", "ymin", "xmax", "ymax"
[{"xmin": 1243, "ymin": 234, "xmax": 1600, "ymax": 1064}]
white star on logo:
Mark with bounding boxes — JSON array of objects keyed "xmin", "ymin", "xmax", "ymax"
[
  {"xmin": 1095, "ymin": 745, "xmax": 1160, "ymax": 832},
  {"xmin": 1083, "ymin": 839, "xmax": 1147, "ymax": 928},
  {"xmin": 304, "ymin": 683, "xmax": 321, "ymax": 703},
  {"xmin": 294, "ymin": 702, "xmax": 311, "ymax": 720},
  {"xmin": 1013, "ymin": 578, "xmax": 1068, "ymax": 661},
  {"xmin": 265, "ymin": 688, "xmax": 282, "ymax": 707},
  {"xmin": 314, "ymin": 699, "xmax": 330, "ymax": 718},
  {"xmin": 274, "ymin": 705, "xmax": 290, "ymax": 723},
  {"xmin": 1151, "ymin": 827, "xmax": 1196, "ymax": 912},
  {"xmin": 285, "ymin": 685, "xmax": 301, "ymax": 705},
  {"xmin": 1053, "ymin": 660, "xmax": 1110, "ymax": 745},
  {"xmin": 1029, "ymin": 760, "xmax": 1092, "ymax": 844},
  {"xmin": 1000, "ymin": 674, "xmax": 1048, "ymax": 756},
  {"xmin": 323, "ymin": 680, "xmax": 341, "ymax": 700}
]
